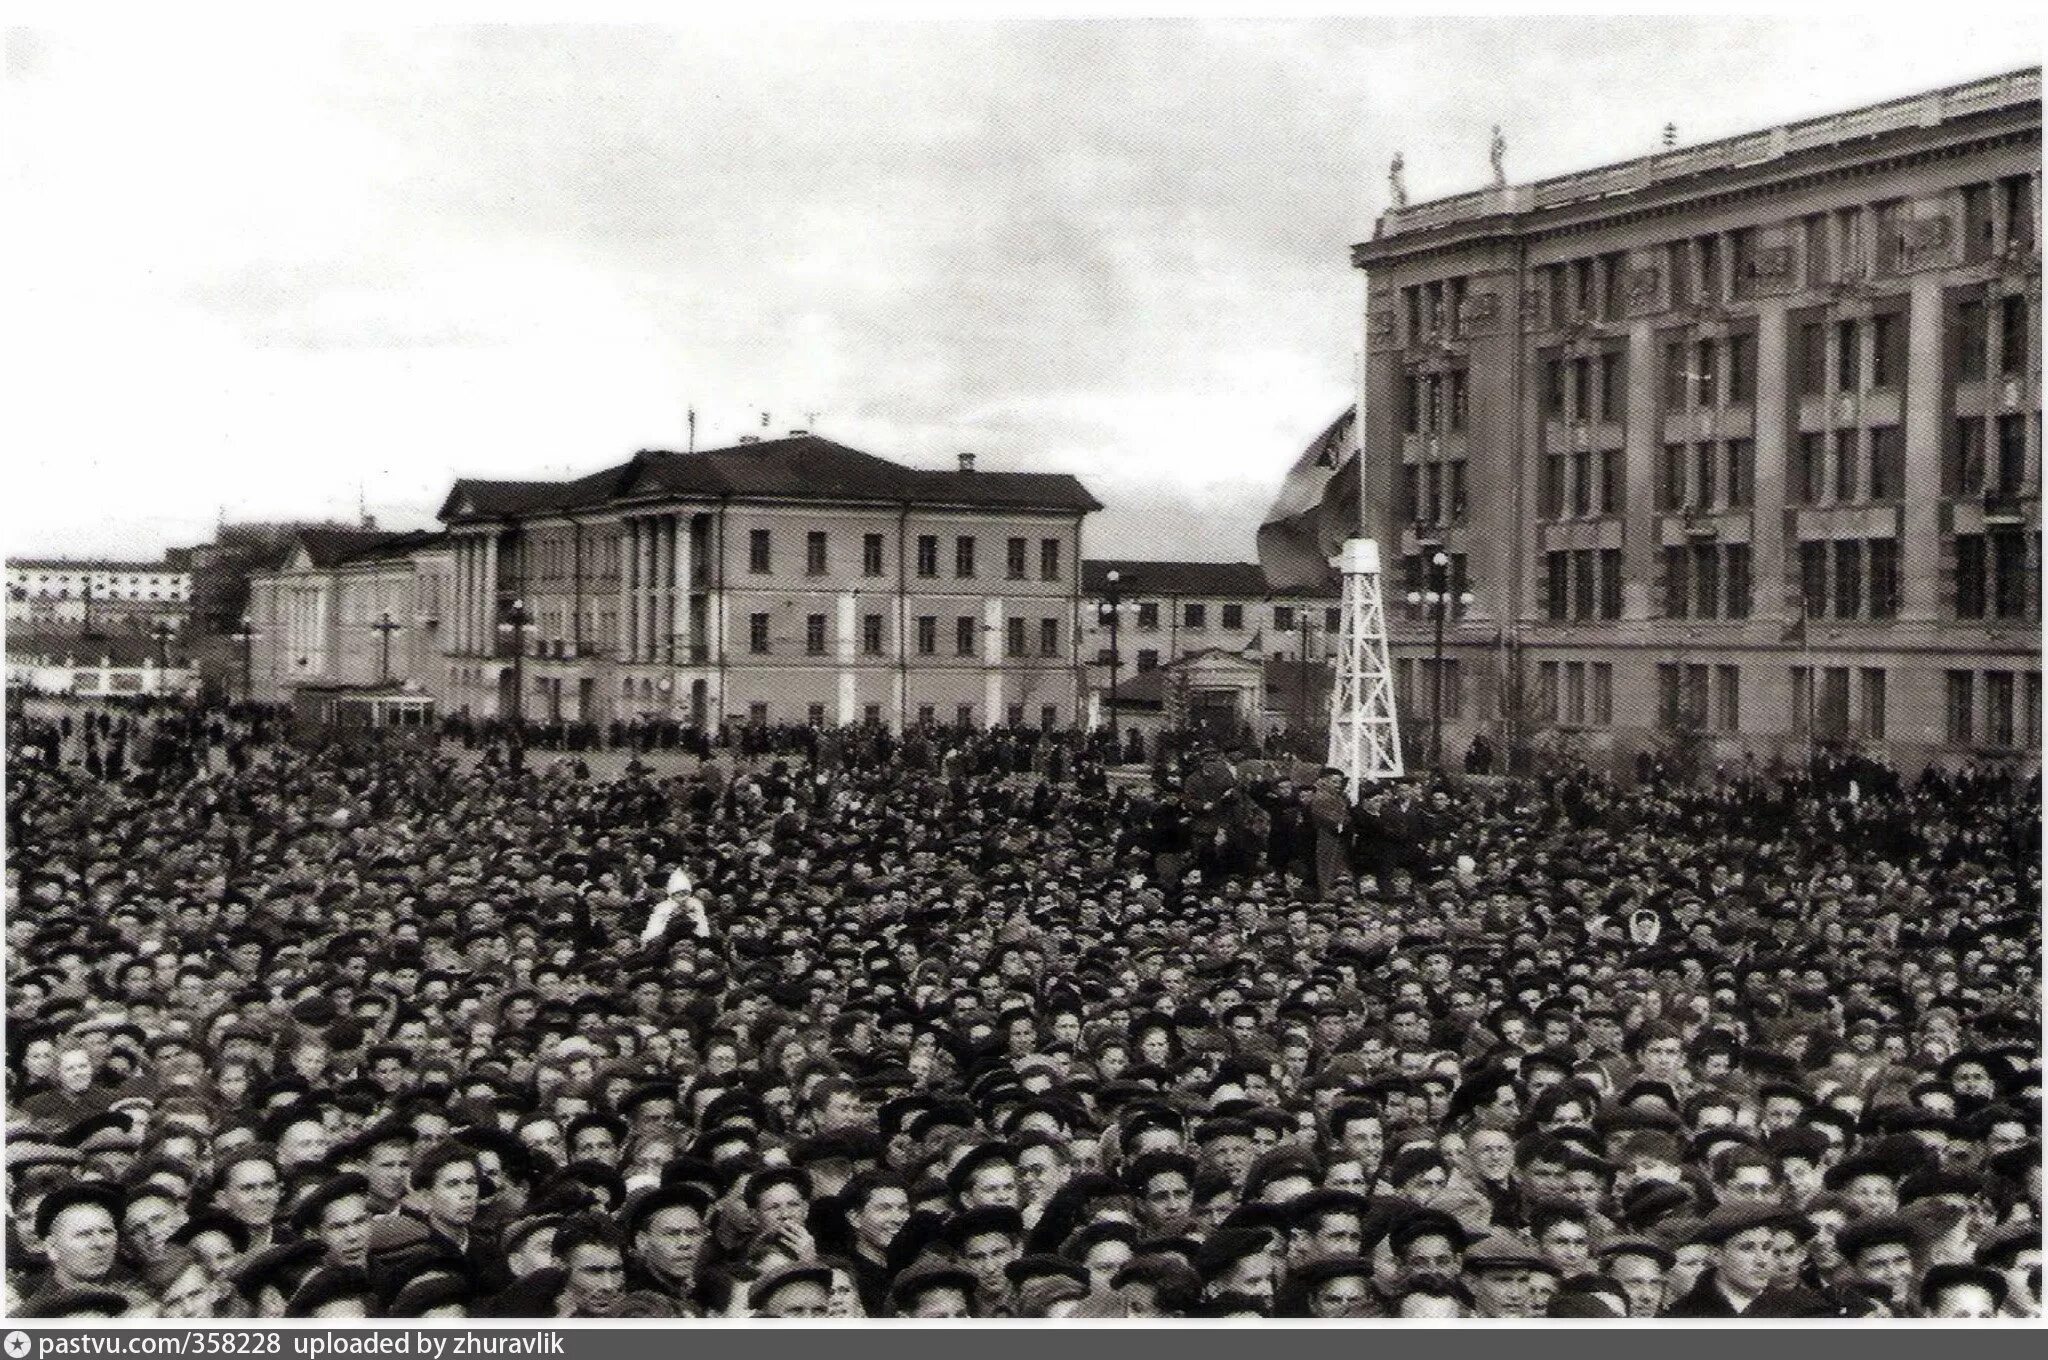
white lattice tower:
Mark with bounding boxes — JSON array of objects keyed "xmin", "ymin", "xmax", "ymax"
[{"xmin": 1327, "ymin": 537, "xmax": 1403, "ymax": 792}]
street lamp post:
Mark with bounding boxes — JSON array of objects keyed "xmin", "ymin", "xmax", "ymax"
[
  {"xmin": 228, "ymin": 618, "xmax": 258, "ymax": 707},
  {"xmin": 1099, "ymin": 569, "xmax": 1123, "ymax": 749},
  {"xmin": 1405, "ymin": 550, "xmax": 1474, "ymax": 770},
  {"xmin": 498, "ymin": 598, "xmax": 531, "ymax": 769},
  {"xmin": 371, "ymin": 612, "xmax": 403, "ymax": 683}
]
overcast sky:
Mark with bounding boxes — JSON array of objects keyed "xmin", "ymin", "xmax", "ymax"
[{"xmin": 3, "ymin": 16, "xmax": 2038, "ymax": 562}]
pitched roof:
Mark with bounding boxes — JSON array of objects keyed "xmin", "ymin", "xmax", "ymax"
[
  {"xmin": 291, "ymin": 529, "xmax": 423, "ymax": 570},
  {"xmin": 439, "ymin": 436, "xmax": 1100, "ymax": 522},
  {"xmin": 1082, "ymin": 560, "xmax": 1335, "ymax": 599}
]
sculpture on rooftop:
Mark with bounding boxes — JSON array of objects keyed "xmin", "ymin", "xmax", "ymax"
[
  {"xmin": 1490, "ymin": 125, "xmax": 1507, "ymax": 187},
  {"xmin": 1389, "ymin": 152, "xmax": 1408, "ymax": 209}
]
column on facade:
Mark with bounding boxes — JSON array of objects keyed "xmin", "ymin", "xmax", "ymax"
[
  {"xmin": 621, "ymin": 518, "xmax": 639, "ymax": 662},
  {"xmin": 1752, "ymin": 304, "xmax": 1791, "ymax": 623},
  {"xmin": 982, "ymin": 597, "xmax": 1005, "ymax": 728},
  {"xmin": 837, "ymin": 589, "xmax": 858, "ymax": 724},
  {"xmin": 1623, "ymin": 320, "xmax": 1660, "ymax": 619},
  {"xmin": 481, "ymin": 534, "xmax": 499, "ymax": 662},
  {"xmin": 1901, "ymin": 276, "xmax": 1947, "ymax": 619}
]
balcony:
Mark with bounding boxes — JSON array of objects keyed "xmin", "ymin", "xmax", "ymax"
[{"xmin": 1983, "ymin": 487, "xmax": 2029, "ymax": 524}]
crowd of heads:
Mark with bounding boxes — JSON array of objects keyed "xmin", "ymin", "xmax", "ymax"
[{"xmin": 4, "ymin": 698, "xmax": 2040, "ymax": 1321}]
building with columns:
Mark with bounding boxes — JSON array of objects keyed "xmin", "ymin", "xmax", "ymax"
[
  {"xmin": 1353, "ymin": 68, "xmax": 2040, "ymax": 772},
  {"xmin": 244, "ymin": 529, "xmax": 452, "ymax": 704},
  {"xmin": 433, "ymin": 434, "xmax": 1099, "ymax": 730}
]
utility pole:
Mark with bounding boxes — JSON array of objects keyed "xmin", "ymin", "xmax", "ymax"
[
  {"xmin": 371, "ymin": 612, "xmax": 402, "ymax": 683},
  {"xmin": 499, "ymin": 598, "xmax": 531, "ymax": 771}
]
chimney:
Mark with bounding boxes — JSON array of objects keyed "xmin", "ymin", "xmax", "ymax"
[
  {"xmin": 788, "ymin": 428, "xmax": 809, "ymax": 438},
  {"xmin": 958, "ymin": 452, "xmax": 977, "ymax": 473}
]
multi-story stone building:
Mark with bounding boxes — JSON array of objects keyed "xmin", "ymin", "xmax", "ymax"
[
  {"xmin": 5, "ymin": 557, "xmax": 191, "ymax": 631},
  {"xmin": 1353, "ymin": 68, "xmax": 2041, "ymax": 771},
  {"xmin": 1079, "ymin": 561, "xmax": 1339, "ymax": 673},
  {"xmin": 424, "ymin": 434, "xmax": 1099, "ymax": 730}
]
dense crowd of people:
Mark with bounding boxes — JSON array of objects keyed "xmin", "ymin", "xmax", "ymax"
[{"xmin": 4, "ymin": 696, "xmax": 2040, "ymax": 1321}]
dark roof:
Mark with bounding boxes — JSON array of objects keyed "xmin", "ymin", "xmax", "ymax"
[
  {"xmin": 1082, "ymin": 560, "xmax": 1334, "ymax": 599},
  {"xmin": 7, "ymin": 632, "xmax": 167, "ymax": 666},
  {"xmin": 440, "ymin": 436, "xmax": 1100, "ymax": 523},
  {"xmin": 292, "ymin": 530, "xmax": 423, "ymax": 570},
  {"xmin": 6, "ymin": 558, "xmax": 185, "ymax": 573}
]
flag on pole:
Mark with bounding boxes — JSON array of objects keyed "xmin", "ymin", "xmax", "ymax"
[{"xmin": 1257, "ymin": 408, "xmax": 1365, "ymax": 594}]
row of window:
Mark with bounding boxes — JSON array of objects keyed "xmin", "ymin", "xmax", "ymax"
[
  {"xmin": 1399, "ymin": 460, "xmax": 1470, "ymax": 526},
  {"xmin": 745, "ymin": 530, "xmax": 1065, "ymax": 582},
  {"xmin": 1394, "ymin": 658, "xmax": 1464, "ymax": 721},
  {"xmin": 1087, "ymin": 601, "xmax": 1342, "ymax": 633},
  {"xmin": 1953, "ymin": 293, "xmax": 2031, "ymax": 382},
  {"xmin": 1542, "ymin": 350, "xmax": 1628, "ymax": 423},
  {"xmin": 1398, "ymin": 553, "xmax": 1473, "ymax": 621},
  {"xmin": 1796, "ymin": 539, "xmax": 1902, "ymax": 621},
  {"xmin": 1657, "ymin": 439, "xmax": 1756, "ymax": 512},
  {"xmin": 733, "ymin": 701, "xmax": 1067, "ymax": 730},
  {"xmin": 1401, "ymin": 368, "xmax": 1471, "ymax": 435},
  {"xmin": 743, "ymin": 612, "xmax": 1068, "ymax": 659},
  {"xmin": 1545, "ymin": 549, "xmax": 1628, "ymax": 622},
  {"xmin": 1947, "ymin": 414, "xmax": 2033, "ymax": 497},
  {"xmin": 1954, "ymin": 531, "xmax": 2034, "ymax": 620},
  {"xmin": 1791, "ymin": 311, "xmax": 1908, "ymax": 398},
  {"xmin": 1944, "ymin": 669, "xmax": 2041, "ymax": 747},
  {"xmin": 1537, "ymin": 660, "xmax": 1618, "ymax": 727},
  {"xmin": 1790, "ymin": 428, "xmax": 1905, "ymax": 506}
]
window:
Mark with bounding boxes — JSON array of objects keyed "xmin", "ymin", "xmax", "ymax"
[
  {"xmin": 1599, "ymin": 548, "xmax": 1624, "ymax": 619},
  {"xmin": 1867, "ymin": 539, "xmax": 1899, "ymax": 619},
  {"xmin": 1833, "ymin": 430, "xmax": 1858, "ymax": 502},
  {"xmin": 1564, "ymin": 661, "xmax": 1586, "ymax": 724},
  {"xmin": 1993, "ymin": 530, "xmax": 2030, "ymax": 618},
  {"xmin": 1797, "ymin": 322, "xmax": 1827, "ymax": 396},
  {"xmin": 1404, "ymin": 374, "xmax": 1423, "ymax": 433},
  {"xmin": 1600, "ymin": 448, "xmax": 1621, "ymax": 514},
  {"xmin": 806, "ymin": 613, "xmax": 828, "ymax": 655},
  {"xmin": 916, "ymin": 615, "xmax": 938, "ymax": 655},
  {"xmin": 957, "ymin": 704, "xmax": 975, "ymax": 728},
  {"xmin": 1657, "ymin": 663, "xmax": 1681, "ymax": 730},
  {"xmin": 1868, "ymin": 427, "xmax": 1904, "ymax": 500},
  {"xmin": 1544, "ymin": 358, "xmax": 1567, "ymax": 417},
  {"xmin": 2003, "ymin": 174, "xmax": 2035, "ymax": 248},
  {"xmin": 1947, "ymin": 670, "xmax": 1975, "ymax": 744},
  {"xmin": 1543, "ymin": 453, "xmax": 1567, "ymax": 519},
  {"xmin": 1664, "ymin": 340, "xmax": 1688, "ymax": 408},
  {"xmin": 861, "ymin": 533, "xmax": 885, "ymax": 578},
  {"xmin": 1995, "ymin": 413, "xmax": 2028, "ymax": 493},
  {"xmin": 1571, "ymin": 450, "xmax": 1592, "ymax": 517},
  {"xmin": 749, "ymin": 612, "xmax": 770, "ymax": 654},
  {"xmin": 1039, "ymin": 619, "xmax": 1060, "ymax": 656},
  {"xmin": 1426, "ymin": 375, "xmax": 1443, "ymax": 430},
  {"xmin": 1040, "ymin": 704, "xmax": 1058, "ymax": 730},
  {"xmin": 1448, "ymin": 461, "xmax": 1467, "ymax": 521},
  {"xmin": 1136, "ymin": 649, "xmax": 1159, "ymax": 671},
  {"xmin": 1007, "ymin": 537, "xmax": 1028, "ymax": 580},
  {"xmin": 954, "ymin": 536, "xmax": 976, "ymax": 579},
  {"xmin": 1956, "ymin": 534, "xmax": 1987, "ymax": 618},
  {"xmin": 1801, "ymin": 541, "xmax": 1829, "ymax": 619},
  {"xmin": 1221, "ymin": 603, "xmax": 1243, "ymax": 630},
  {"xmin": 749, "ymin": 529, "xmax": 772, "ymax": 573},
  {"xmin": 1958, "ymin": 298, "xmax": 1989, "ymax": 381},
  {"xmin": 1726, "ymin": 439, "xmax": 1754, "ymax": 509},
  {"xmin": 1449, "ymin": 370, "xmax": 1469, "ymax": 430},
  {"xmin": 917, "ymin": 535, "xmax": 939, "ymax": 578},
  {"xmin": 2030, "ymin": 671, "xmax": 2043, "ymax": 748},
  {"xmin": 862, "ymin": 613, "xmax": 885, "ymax": 655},
  {"xmin": 1326, "ymin": 607, "xmax": 1340, "ymax": 631},
  {"xmin": 1040, "ymin": 538, "xmax": 1062, "ymax": 581},
  {"xmin": 1871, "ymin": 312, "xmax": 1902, "ymax": 388},
  {"xmin": 1537, "ymin": 661, "xmax": 1560, "ymax": 723},
  {"xmin": 1006, "ymin": 617, "xmax": 1026, "ymax": 658},
  {"xmin": 1693, "ymin": 543, "xmax": 1719, "ymax": 618},
  {"xmin": 1663, "ymin": 545, "xmax": 1689, "ymax": 618},
  {"xmin": 956, "ymin": 616, "xmax": 977, "ymax": 657},
  {"xmin": 1136, "ymin": 602, "xmax": 1159, "ymax": 631},
  {"xmin": 1184, "ymin": 603, "xmax": 1206, "ymax": 630},
  {"xmin": 864, "ymin": 704, "xmax": 883, "ymax": 727},
  {"xmin": 807, "ymin": 703, "xmax": 826, "ymax": 729},
  {"xmin": 1951, "ymin": 417, "xmax": 1987, "ymax": 494},
  {"xmin": 1833, "ymin": 541, "xmax": 1862, "ymax": 619},
  {"xmin": 1573, "ymin": 549, "xmax": 1596, "ymax": 621},
  {"xmin": 1795, "ymin": 433, "xmax": 1824, "ymax": 505},
  {"xmin": 1819, "ymin": 667, "xmax": 1850, "ymax": 739},
  {"xmin": 1591, "ymin": 664, "xmax": 1613, "ymax": 725},
  {"xmin": 1725, "ymin": 543, "xmax": 1752, "ymax": 619},
  {"xmin": 1661, "ymin": 443, "xmax": 1686, "ymax": 511},
  {"xmin": 1729, "ymin": 333, "xmax": 1755, "ymax": 403},
  {"xmin": 1791, "ymin": 667, "xmax": 1812, "ymax": 736},
  {"xmin": 1695, "ymin": 340, "xmax": 1719, "ymax": 407},
  {"xmin": 1546, "ymin": 552, "xmax": 1569, "ymax": 621},
  {"xmin": 749, "ymin": 701, "xmax": 769, "ymax": 726},
  {"xmin": 1987, "ymin": 670, "xmax": 2016, "ymax": 747},
  {"xmin": 1694, "ymin": 441, "xmax": 1717, "ymax": 509},
  {"xmin": 2001, "ymin": 296, "xmax": 2030, "ymax": 375},
  {"xmin": 1424, "ymin": 463, "xmax": 1442, "ymax": 523},
  {"xmin": 1715, "ymin": 665, "xmax": 1740, "ymax": 732},
  {"xmin": 1571, "ymin": 358, "xmax": 1592, "ymax": 419},
  {"xmin": 1836, "ymin": 319, "xmax": 1861, "ymax": 391},
  {"xmin": 1274, "ymin": 605, "xmax": 1296, "ymax": 631},
  {"xmin": 1860, "ymin": 668, "xmax": 1887, "ymax": 740},
  {"xmin": 806, "ymin": 531, "xmax": 828, "ymax": 575},
  {"xmin": 1964, "ymin": 183, "xmax": 1996, "ymax": 262}
]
